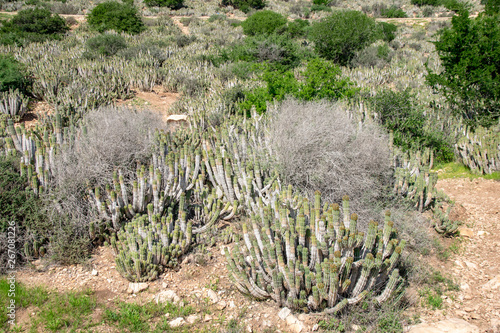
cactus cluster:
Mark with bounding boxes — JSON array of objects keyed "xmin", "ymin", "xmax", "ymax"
[
  {"xmin": 0, "ymin": 89, "xmax": 29, "ymax": 119},
  {"xmin": 111, "ymin": 200, "xmax": 193, "ymax": 282},
  {"xmin": 454, "ymin": 124, "xmax": 500, "ymax": 175},
  {"xmin": 225, "ymin": 191, "xmax": 405, "ymax": 312},
  {"xmin": 391, "ymin": 143, "xmax": 437, "ymax": 212}
]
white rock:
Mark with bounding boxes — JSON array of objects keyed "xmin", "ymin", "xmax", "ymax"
[
  {"xmin": 207, "ymin": 289, "xmax": 219, "ymax": 303},
  {"xmin": 482, "ymin": 275, "xmax": 500, "ymax": 291},
  {"xmin": 408, "ymin": 318, "xmax": 479, "ymax": 333},
  {"xmin": 229, "ymin": 300, "xmax": 235, "ymax": 308},
  {"xmin": 290, "ymin": 322, "xmax": 304, "ymax": 333},
  {"xmin": 186, "ymin": 314, "xmax": 200, "ymax": 324},
  {"xmin": 204, "ymin": 314, "xmax": 212, "ymax": 322},
  {"xmin": 286, "ymin": 314, "xmax": 298, "ymax": 326},
  {"xmin": 246, "ymin": 324, "xmax": 253, "ymax": 333},
  {"xmin": 464, "ymin": 261, "xmax": 478, "ymax": 269},
  {"xmin": 156, "ymin": 290, "xmax": 181, "ymax": 304},
  {"xmin": 127, "ymin": 282, "xmax": 149, "ymax": 294},
  {"xmin": 312, "ymin": 324, "xmax": 319, "ymax": 331},
  {"xmin": 91, "ymin": 269, "xmax": 98, "ymax": 276},
  {"xmin": 169, "ymin": 317, "xmax": 185, "ymax": 328},
  {"xmin": 278, "ymin": 307, "xmax": 292, "ymax": 321}
]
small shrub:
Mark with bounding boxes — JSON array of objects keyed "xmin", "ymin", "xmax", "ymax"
[
  {"xmin": 422, "ymin": 5, "xmax": 435, "ymax": 16},
  {"xmin": 0, "ymin": 155, "xmax": 47, "ymax": 273},
  {"xmin": 86, "ymin": 34, "xmax": 127, "ymax": 57},
  {"xmin": 0, "ymin": 7, "xmax": 69, "ymax": 45},
  {"xmin": 370, "ymin": 89, "xmax": 454, "ymax": 161},
  {"xmin": 411, "ymin": 0, "xmax": 441, "ymax": 6},
  {"xmin": 65, "ymin": 16, "xmax": 79, "ymax": 26},
  {"xmin": 377, "ymin": 21, "xmax": 398, "ymax": 42},
  {"xmin": 297, "ymin": 58, "xmax": 358, "ymax": 100},
  {"xmin": 221, "ymin": 0, "xmax": 266, "ymax": 14},
  {"xmin": 241, "ymin": 10, "xmax": 287, "ymax": 36},
  {"xmin": 51, "ymin": 2, "xmax": 79, "ymax": 15},
  {"xmin": 309, "ymin": 10, "xmax": 379, "ymax": 65},
  {"xmin": 311, "ymin": 4, "xmax": 332, "ymax": 12},
  {"xmin": 381, "ymin": 5, "xmax": 407, "ymax": 17},
  {"xmin": 87, "ymin": 1, "xmax": 145, "ymax": 35},
  {"xmin": 208, "ymin": 14, "xmax": 227, "ymax": 22},
  {"xmin": 174, "ymin": 34, "xmax": 196, "ymax": 47},
  {"xmin": 0, "ymin": 54, "xmax": 30, "ymax": 94},
  {"xmin": 144, "ymin": 0, "xmax": 184, "ymax": 9},
  {"xmin": 221, "ymin": 34, "xmax": 301, "ymax": 69},
  {"xmin": 284, "ymin": 19, "xmax": 310, "ymax": 38}
]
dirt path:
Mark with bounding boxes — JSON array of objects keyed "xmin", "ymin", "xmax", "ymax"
[{"xmin": 426, "ymin": 178, "xmax": 500, "ymax": 331}]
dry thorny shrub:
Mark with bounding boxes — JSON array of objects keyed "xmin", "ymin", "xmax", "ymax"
[
  {"xmin": 267, "ymin": 99, "xmax": 393, "ymax": 227},
  {"xmin": 43, "ymin": 107, "xmax": 165, "ymax": 262}
]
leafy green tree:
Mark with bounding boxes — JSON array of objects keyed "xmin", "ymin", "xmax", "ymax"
[
  {"xmin": 309, "ymin": 10, "xmax": 378, "ymax": 65},
  {"xmin": 87, "ymin": 1, "xmax": 145, "ymax": 35},
  {"xmin": 426, "ymin": 9, "xmax": 500, "ymax": 128},
  {"xmin": 241, "ymin": 10, "xmax": 287, "ymax": 36},
  {"xmin": 0, "ymin": 8, "xmax": 69, "ymax": 45},
  {"xmin": 0, "ymin": 55, "xmax": 30, "ymax": 94},
  {"xmin": 143, "ymin": 0, "xmax": 184, "ymax": 9}
]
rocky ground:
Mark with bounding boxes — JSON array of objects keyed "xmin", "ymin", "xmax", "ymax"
[{"xmin": 13, "ymin": 177, "xmax": 499, "ymax": 333}]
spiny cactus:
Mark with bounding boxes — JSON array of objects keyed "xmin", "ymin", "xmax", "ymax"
[
  {"xmin": 225, "ymin": 191, "xmax": 405, "ymax": 312},
  {"xmin": 392, "ymin": 147, "xmax": 437, "ymax": 212},
  {"xmin": 0, "ymin": 89, "xmax": 29, "ymax": 119},
  {"xmin": 112, "ymin": 208, "xmax": 193, "ymax": 282},
  {"xmin": 454, "ymin": 124, "xmax": 500, "ymax": 175}
]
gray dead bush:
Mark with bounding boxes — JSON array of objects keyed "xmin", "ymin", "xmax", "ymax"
[
  {"xmin": 44, "ymin": 107, "xmax": 165, "ymax": 262},
  {"xmin": 267, "ymin": 99, "xmax": 393, "ymax": 226}
]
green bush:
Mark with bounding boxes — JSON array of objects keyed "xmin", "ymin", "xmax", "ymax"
[
  {"xmin": 411, "ymin": 0, "xmax": 441, "ymax": 6},
  {"xmin": 309, "ymin": 10, "xmax": 379, "ymax": 65},
  {"xmin": 86, "ymin": 34, "xmax": 127, "ymax": 57},
  {"xmin": 221, "ymin": 0, "xmax": 265, "ymax": 13},
  {"xmin": 377, "ymin": 21, "xmax": 398, "ymax": 42},
  {"xmin": 370, "ymin": 89, "xmax": 454, "ymax": 161},
  {"xmin": 0, "ymin": 8, "xmax": 69, "ymax": 45},
  {"xmin": 0, "ymin": 155, "xmax": 47, "ymax": 273},
  {"xmin": 0, "ymin": 54, "xmax": 30, "ymax": 94},
  {"xmin": 297, "ymin": 58, "xmax": 358, "ymax": 101},
  {"xmin": 241, "ymin": 10, "xmax": 287, "ymax": 36},
  {"xmin": 483, "ymin": 0, "xmax": 500, "ymax": 14},
  {"xmin": 381, "ymin": 6, "xmax": 407, "ymax": 17},
  {"xmin": 87, "ymin": 1, "xmax": 146, "ymax": 35},
  {"xmin": 284, "ymin": 19, "xmax": 310, "ymax": 38},
  {"xmin": 144, "ymin": 0, "xmax": 184, "ymax": 9},
  {"xmin": 426, "ymin": 10, "xmax": 500, "ymax": 128},
  {"xmin": 220, "ymin": 34, "xmax": 301, "ymax": 70},
  {"xmin": 238, "ymin": 59, "xmax": 358, "ymax": 115}
]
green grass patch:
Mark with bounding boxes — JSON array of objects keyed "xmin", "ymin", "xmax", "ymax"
[
  {"xmin": 0, "ymin": 277, "xmax": 97, "ymax": 331},
  {"xmin": 433, "ymin": 162, "xmax": 500, "ymax": 180},
  {"xmin": 104, "ymin": 300, "xmax": 195, "ymax": 332}
]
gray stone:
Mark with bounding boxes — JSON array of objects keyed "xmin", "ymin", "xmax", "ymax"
[
  {"xmin": 186, "ymin": 314, "xmax": 200, "ymax": 324},
  {"xmin": 91, "ymin": 269, "xmax": 98, "ymax": 276},
  {"xmin": 207, "ymin": 289, "xmax": 219, "ymax": 303},
  {"xmin": 127, "ymin": 282, "xmax": 148, "ymax": 294},
  {"xmin": 156, "ymin": 290, "xmax": 181, "ymax": 304},
  {"xmin": 408, "ymin": 318, "xmax": 479, "ymax": 333},
  {"xmin": 278, "ymin": 307, "xmax": 291, "ymax": 321},
  {"xmin": 169, "ymin": 317, "xmax": 185, "ymax": 328}
]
